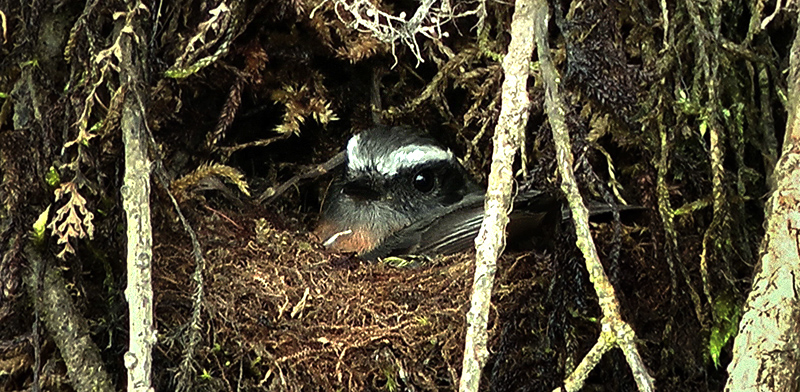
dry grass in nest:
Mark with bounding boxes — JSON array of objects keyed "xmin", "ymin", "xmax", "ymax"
[{"xmin": 153, "ymin": 207, "xmax": 558, "ymax": 391}]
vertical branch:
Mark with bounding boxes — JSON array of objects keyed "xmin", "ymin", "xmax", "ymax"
[
  {"xmin": 458, "ymin": 0, "xmax": 535, "ymax": 391},
  {"xmin": 758, "ymin": 62, "xmax": 779, "ymax": 185},
  {"xmin": 534, "ymin": 0, "xmax": 654, "ymax": 390},
  {"xmin": 686, "ymin": 0, "xmax": 727, "ymax": 308},
  {"xmin": 725, "ymin": 15, "xmax": 800, "ymax": 391},
  {"xmin": 118, "ymin": 2, "xmax": 154, "ymax": 392}
]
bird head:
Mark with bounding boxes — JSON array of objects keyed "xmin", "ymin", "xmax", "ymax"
[{"xmin": 315, "ymin": 125, "xmax": 482, "ymax": 255}]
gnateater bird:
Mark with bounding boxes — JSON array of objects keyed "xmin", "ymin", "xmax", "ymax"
[{"xmin": 315, "ymin": 125, "xmax": 620, "ymax": 260}]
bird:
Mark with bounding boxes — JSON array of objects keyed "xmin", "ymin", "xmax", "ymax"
[{"xmin": 314, "ymin": 125, "xmax": 569, "ymax": 260}]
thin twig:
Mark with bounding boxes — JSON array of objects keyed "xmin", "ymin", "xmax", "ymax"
[
  {"xmin": 534, "ymin": 0, "xmax": 655, "ymax": 390},
  {"xmin": 256, "ymin": 151, "xmax": 346, "ymax": 204},
  {"xmin": 370, "ymin": 67, "xmax": 384, "ymax": 124},
  {"xmin": 148, "ymin": 134, "xmax": 208, "ymax": 392},
  {"xmin": 142, "ymin": 73, "xmax": 212, "ymax": 392},
  {"xmin": 217, "ymin": 133, "xmax": 292, "ymax": 157}
]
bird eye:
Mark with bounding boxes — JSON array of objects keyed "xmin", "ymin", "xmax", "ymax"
[{"xmin": 412, "ymin": 169, "xmax": 435, "ymax": 193}]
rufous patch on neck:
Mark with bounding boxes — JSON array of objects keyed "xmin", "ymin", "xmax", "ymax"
[{"xmin": 313, "ymin": 220, "xmax": 379, "ymax": 255}]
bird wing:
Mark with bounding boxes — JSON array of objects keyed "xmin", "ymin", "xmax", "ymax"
[
  {"xmin": 360, "ymin": 189, "xmax": 643, "ymax": 260},
  {"xmin": 361, "ymin": 189, "xmax": 560, "ymax": 259}
]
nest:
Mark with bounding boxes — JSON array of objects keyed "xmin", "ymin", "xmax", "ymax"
[{"xmin": 153, "ymin": 208, "xmax": 574, "ymax": 391}]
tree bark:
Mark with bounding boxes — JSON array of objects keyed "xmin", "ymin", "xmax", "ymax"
[
  {"xmin": 118, "ymin": 3, "xmax": 155, "ymax": 391},
  {"xmin": 458, "ymin": 1, "xmax": 535, "ymax": 391},
  {"xmin": 535, "ymin": 0, "xmax": 654, "ymax": 390},
  {"xmin": 724, "ymin": 15, "xmax": 800, "ymax": 392},
  {"xmin": 24, "ymin": 246, "xmax": 114, "ymax": 392}
]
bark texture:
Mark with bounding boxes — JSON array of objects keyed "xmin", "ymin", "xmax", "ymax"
[
  {"xmin": 24, "ymin": 247, "xmax": 114, "ymax": 392},
  {"xmin": 536, "ymin": 0, "xmax": 654, "ymax": 390},
  {"xmin": 724, "ymin": 16, "xmax": 800, "ymax": 392},
  {"xmin": 458, "ymin": 0, "xmax": 536, "ymax": 391},
  {"xmin": 118, "ymin": 3, "xmax": 155, "ymax": 391}
]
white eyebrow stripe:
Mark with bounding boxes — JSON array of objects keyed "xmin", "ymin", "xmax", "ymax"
[
  {"xmin": 378, "ymin": 145, "xmax": 453, "ymax": 175},
  {"xmin": 346, "ymin": 133, "xmax": 369, "ymax": 173},
  {"xmin": 347, "ymin": 138, "xmax": 454, "ymax": 176},
  {"xmin": 346, "ymin": 133, "xmax": 362, "ymax": 165}
]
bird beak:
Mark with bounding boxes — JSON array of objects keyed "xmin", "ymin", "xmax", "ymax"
[{"xmin": 342, "ymin": 179, "xmax": 382, "ymax": 201}]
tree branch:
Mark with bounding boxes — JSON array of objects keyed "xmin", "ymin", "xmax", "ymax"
[
  {"xmin": 533, "ymin": 0, "xmax": 655, "ymax": 390},
  {"xmin": 724, "ymin": 14, "xmax": 800, "ymax": 392},
  {"xmin": 458, "ymin": 0, "xmax": 535, "ymax": 391},
  {"xmin": 23, "ymin": 246, "xmax": 114, "ymax": 392},
  {"xmin": 118, "ymin": 2, "xmax": 155, "ymax": 391}
]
